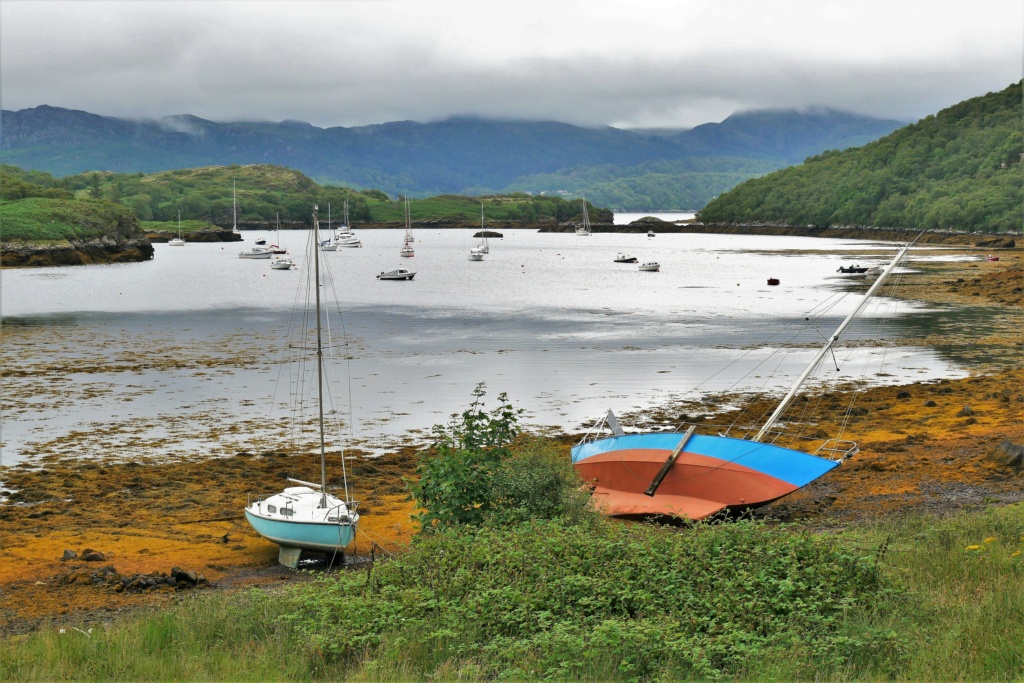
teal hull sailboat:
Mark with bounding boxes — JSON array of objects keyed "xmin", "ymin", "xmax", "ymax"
[{"xmin": 245, "ymin": 205, "xmax": 359, "ymax": 568}]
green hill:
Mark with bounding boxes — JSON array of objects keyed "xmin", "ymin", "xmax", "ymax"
[
  {"xmin": 1, "ymin": 163, "xmax": 611, "ymax": 229},
  {"xmin": 697, "ymin": 81, "xmax": 1023, "ymax": 233},
  {"xmin": 0, "ymin": 195, "xmax": 143, "ymax": 242}
]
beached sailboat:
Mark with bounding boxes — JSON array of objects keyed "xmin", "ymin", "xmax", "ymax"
[
  {"xmin": 576, "ymin": 198, "xmax": 592, "ymax": 236},
  {"xmin": 400, "ymin": 196, "xmax": 415, "ymax": 257},
  {"xmin": 572, "ymin": 244, "xmax": 911, "ymax": 520},
  {"xmin": 245, "ymin": 205, "xmax": 360, "ymax": 567},
  {"xmin": 168, "ymin": 211, "xmax": 186, "ymax": 246}
]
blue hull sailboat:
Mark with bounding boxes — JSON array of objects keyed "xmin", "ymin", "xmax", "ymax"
[
  {"xmin": 245, "ymin": 205, "xmax": 359, "ymax": 568},
  {"xmin": 572, "ymin": 244, "xmax": 911, "ymax": 520}
]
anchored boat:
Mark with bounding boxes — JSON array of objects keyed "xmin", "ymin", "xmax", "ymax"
[{"xmin": 572, "ymin": 244, "xmax": 911, "ymax": 520}]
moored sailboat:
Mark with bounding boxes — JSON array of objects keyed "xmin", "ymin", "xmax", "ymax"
[
  {"xmin": 399, "ymin": 196, "xmax": 415, "ymax": 257},
  {"xmin": 476, "ymin": 202, "xmax": 490, "ymax": 253},
  {"xmin": 576, "ymin": 198, "xmax": 593, "ymax": 236},
  {"xmin": 245, "ymin": 205, "xmax": 359, "ymax": 567},
  {"xmin": 168, "ymin": 211, "xmax": 186, "ymax": 246},
  {"xmin": 572, "ymin": 244, "xmax": 912, "ymax": 520}
]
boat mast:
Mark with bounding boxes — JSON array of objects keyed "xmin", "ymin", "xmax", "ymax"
[
  {"xmin": 312, "ymin": 205, "xmax": 328, "ymax": 507},
  {"xmin": 232, "ymin": 181, "xmax": 237, "ymax": 232},
  {"xmin": 752, "ymin": 244, "xmax": 911, "ymax": 443}
]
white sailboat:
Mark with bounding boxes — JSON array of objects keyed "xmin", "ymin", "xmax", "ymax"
[
  {"xmin": 576, "ymin": 197, "xmax": 593, "ymax": 236},
  {"xmin": 475, "ymin": 202, "xmax": 489, "ymax": 253},
  {"xmin": 245, "ymin": 205, "xmax": 360, "ymax": 568},
  {"xmin": 336, "ymin": 200, "xmax": 362, "ymax": 247},
  {"xmin": 270, "ymin": 213, "xmax": 288, "ymax": 254},
  {"xmin": 320, "ymin": 203, "xmax": 338, "ymax": 251},
  {"xmin": 232, "ymin": 180, "xmax": 241, "ymax": 236},
  {"xmin": 168, "ymin": 210, "xmax": 186, "ymax": 246},
  {"xmin": 400, "ymin": 196, "xmax": 415, "ymax": 257}
]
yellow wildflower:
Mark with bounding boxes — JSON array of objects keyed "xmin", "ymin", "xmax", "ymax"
[
  {"xmin": 984, "ymin": 537, "xmax": 997, "ymax": 544},
  {"xmin": 1012, "ymin": 551, "xmax": 1021, "ymax": 558},
  {"xmin": 965, "ymin": 545, "xmax": 982, "ymax": 551}
]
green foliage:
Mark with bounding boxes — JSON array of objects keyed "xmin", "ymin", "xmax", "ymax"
[
  {"xmin": 498, "ymin": 157, "xmax": 780, "ymax": 211},
  {"xmin": 3, "ymin": 162, "xmax": 602, "ymax": 227},
  {"xmin": 698, "ymin": 81, "xmax": 1023, "ymax": 233},
  {"xmin": 0, "ymin": 165, "xmax": 74, "ymax": 200},
  {"xmin": 408, "ymin": 384, "xmax": 524, "ymax": 529},
  {"xmin": 0, "ymin": 196, "xmax": 143, "ymax": 241},
  {"xmin": 486, "ymin": 437, "xmax": 597, "ymax": 528},
  {"xmin": 284, "ymin": 519, "xmax": 900, "ymax": 680}
]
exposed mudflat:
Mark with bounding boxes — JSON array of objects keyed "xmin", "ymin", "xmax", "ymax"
[{"xmin": 1, "ymin": 246, "xmax": 1021, "ymax": 636}]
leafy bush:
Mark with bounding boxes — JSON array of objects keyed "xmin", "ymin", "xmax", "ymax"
[
  {"xmin": 408, "ymin": 384, "xmax": 523, "ymax": 529},
  {"xmin": 487, "ymin": 437, "xmax": 597, "ymax": 528},
  {"xmin": 284, "ymin": 519, "xmax": 903, "ymax": 680}
]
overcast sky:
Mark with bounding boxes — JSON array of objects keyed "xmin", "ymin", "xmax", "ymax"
[{"xmin": 2, "ymin": 0, "xmax": 1021, "ymax": 130}]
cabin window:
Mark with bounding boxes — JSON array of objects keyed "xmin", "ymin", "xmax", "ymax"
[
  {"xmin": 267, "ymin": 505, "xmax": 277, "ymax": 514},
  {"xmin": 281, "ymin": 508, "xmax": 294, "ymax": 517}
]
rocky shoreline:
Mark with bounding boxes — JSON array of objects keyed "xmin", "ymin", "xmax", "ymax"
[
  {"xmin": 145, "ymin": 228, "xmax": 242, "ymax": 244},
  {"xmin": 0, "ymin": 235, "xmax": 155, "ymax": 268}
]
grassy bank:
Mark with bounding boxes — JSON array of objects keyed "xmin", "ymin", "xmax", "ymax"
[
  {"xmin": 3, "ymin": 497, "xmax": 1022, "ymax": 680},
  {"xmin": 0, "ymin": 197, "xmax": 142, "ymax": 241}
]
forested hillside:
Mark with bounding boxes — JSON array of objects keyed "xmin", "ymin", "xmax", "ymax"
[
  {"xmin": 697, "ymin": 81, "xmax": 1023, "ymax": 233},
  {"xmin": 0, "ymin": 164, "xmax": 611, "ymax": 228}
]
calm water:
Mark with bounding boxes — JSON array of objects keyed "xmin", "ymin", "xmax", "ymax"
[{"xmin": 1, "ymin": 229, "xmax": 967, "ymax": 466}]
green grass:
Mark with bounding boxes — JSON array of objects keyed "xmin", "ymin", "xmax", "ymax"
[
  {"xmin": 0, "ymin": 197, "xmax": 143, "ymax": 242},
  {"xmin": 3, "ymin": 499, "xmax": 1022, "ymax": 681}
]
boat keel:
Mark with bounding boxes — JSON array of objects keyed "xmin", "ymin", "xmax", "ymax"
[{"xmin": 278, "ymin": 545, "xmax": 303, "ymax": 569}]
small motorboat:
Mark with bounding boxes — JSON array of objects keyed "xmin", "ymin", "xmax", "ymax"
[
  {"xmin": 377, "ymin": 269, "xmax": 416, "ymax": 281},
  {"xmin": 337, "ymin": 234, "xmax": 363, "ymax": 248},
  {"xmin": 239, "ymin": 246, "xmax": 274, "ymax": 259},
  {"xmin": 767, "ymin": 278, "xmax": 780, "ymax": 286},
  {"xmin": 647, "ymin": 230, "xmax": 656, "ymax": 237},
  {"xmin": 614, "ymin": 253, "xmax": 638, "ymax": 263},
  {"xmin": 255, "ymin": 238, "xmax": 267, "ymax": 246},
  {"xmin": 639, "ymin": 262, "xmax": 660, "ymax": 272},
  {"xmin": 270, "ymin": 256, "xmax": 295, "ymax": 270},
  {"xmin": 469, "ymin": 247, "xmax": 484, "ymax": 261},
  {"xmin": 837, "ymin": 265, "xmax": 869, "ymax": 274},
  {"xmin": 985, "ymin": 255, "xmax": 1000, "ymax": 262}
]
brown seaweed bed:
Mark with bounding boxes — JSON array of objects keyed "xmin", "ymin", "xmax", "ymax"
[{"xmin": 1, "ymin": 247, "xmax": 1021, "ymax": 636}]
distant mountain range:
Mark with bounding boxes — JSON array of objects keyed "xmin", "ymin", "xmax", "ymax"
[{"xmin": 1, "ymin": 105, "xmax": 906, "ymax": 210}]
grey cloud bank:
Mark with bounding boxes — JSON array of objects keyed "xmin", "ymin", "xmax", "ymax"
[{"xmin": 1, "ymin": 0, "xmax": 1020, "ymax": 129}]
